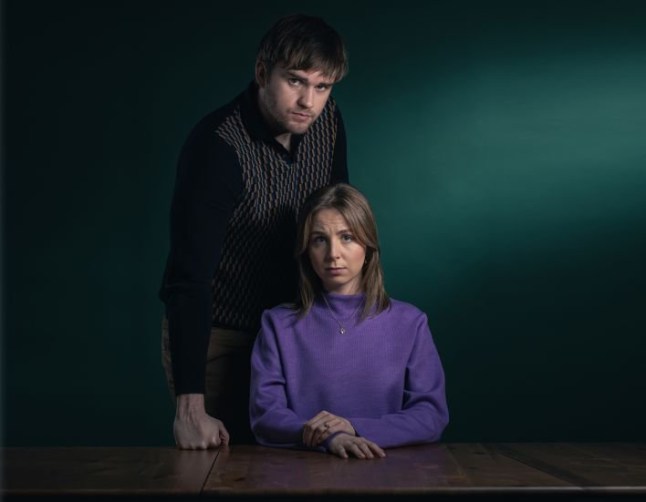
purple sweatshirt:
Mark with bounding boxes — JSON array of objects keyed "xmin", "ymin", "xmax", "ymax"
[{"xmin": 249, "ymin": 293, "xmax": 449, "ymax": 449}]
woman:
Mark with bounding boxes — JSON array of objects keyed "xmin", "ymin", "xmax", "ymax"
[{"xmin": 249, "ymin": 183, "xmax": 449, "ymax": 459}]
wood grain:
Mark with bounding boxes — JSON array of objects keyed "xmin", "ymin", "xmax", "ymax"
[
  {"xmin": 3, "ymin": 443, "xmax": 645, "ymax": 498},
  {"xmin": 494, "ymin": 442, "xmax": 646, "ymax": 493},
  {"xmin": 2, "ymin": 447, "xmax": 219, "ymax": 496},
  {"xmin": 204, "ymin": 443, "xmax": 574, "ymax": 495}
]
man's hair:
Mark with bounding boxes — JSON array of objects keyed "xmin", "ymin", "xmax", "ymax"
[
  {"xmin": 256, "ymin": 14, "xmax": 348, "ymax": 82},
  {"xmin": 295, "ymin": 183, "xmax": 390, "ymax": 319}
]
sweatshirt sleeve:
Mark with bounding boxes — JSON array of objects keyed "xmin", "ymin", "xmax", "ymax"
[
  {"xmin": 348, "ymin": 313, "xmax": 449, "ymax": 448},
  {"xmin": 249, "ymin": 311, "xmax": 307, "ymax": 448}
]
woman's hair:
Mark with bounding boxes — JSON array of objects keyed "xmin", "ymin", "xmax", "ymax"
[
  {"xmin": 256, "ymin": 14, "xmax": 348, "ymax": 83},
  {"xmin": 295, "ymin": 183, "xmax": 390, "ymax": 319}
]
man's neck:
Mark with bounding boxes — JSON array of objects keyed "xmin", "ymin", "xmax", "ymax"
[
  {"xmin": 255, "ymin": 90, "xmax": 293, "ymax": 152},
  {"xmin": 274, "ymin": 132, "xmax": 292, "ymax": 151}
]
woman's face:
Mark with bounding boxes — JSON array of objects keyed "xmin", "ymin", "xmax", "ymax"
[{"xmin": 307, "ymin": 208, "xmax": 366, "ymax": 295}]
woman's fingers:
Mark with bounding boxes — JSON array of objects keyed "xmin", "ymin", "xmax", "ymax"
[
  {"xmin": 304, "ymin": 412, "xmax": 348, "ymax": 446},
  {"xmin": 304, "ymin": 412, "xmax": 359, "ymax": 448},
  {"xmin": 312, "ymin": 417, "xmax": 342, "ymax": 444},
  {"xmin": 303, "ymin": 412, "xmax": 331, "ymax": 446},
  {"xmin": 328, "ymin": 433, "xmax": 385, "ymax": 460}
]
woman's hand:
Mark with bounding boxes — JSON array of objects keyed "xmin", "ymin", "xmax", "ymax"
[
  {"xmin": 328, "ymin": 433, "xmax": 386, "ymax": 459},
  {"xmin": 303, "ymin": 410, "xmax": 355, "ymax": 447}
]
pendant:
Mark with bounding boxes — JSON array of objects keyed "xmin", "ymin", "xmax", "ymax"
[{"xmin": 339, "ymin": 327, "xmax": 346, "ymax": 335}]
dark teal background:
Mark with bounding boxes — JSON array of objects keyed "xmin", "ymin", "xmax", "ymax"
[{"xmin": 3, "ymin": 0, "xmax": 645, "ymax": 446}]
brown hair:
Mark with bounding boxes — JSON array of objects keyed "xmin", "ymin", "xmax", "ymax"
[
  {"xmin": 295, "ymin": 183, "xmax": 390, "ymax": 319},
  {"xmin": 256, "ymin": 14, "xmax": 348, "ymax": 82}
]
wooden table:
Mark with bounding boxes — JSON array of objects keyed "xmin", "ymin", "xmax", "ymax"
[{"xmin": 3, "ymin": 443, "xmax": 646, "ymax": 500}]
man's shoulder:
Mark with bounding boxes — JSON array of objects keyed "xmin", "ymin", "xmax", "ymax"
[
  {"xmin": 189, "ymin": 93, "xmax": 243, "ymax": 136},
  {"xmin": 306, "ymin": 95, "xmax": 342, "ymax": 140},
  {"xmin": 321, "ymin": 95, "xmax": 340, "ymax": 119}
]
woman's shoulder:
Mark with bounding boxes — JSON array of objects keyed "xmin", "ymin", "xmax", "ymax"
[
  {"xmin": 261, "ymin": 303, "xmax": 300, "ymax": 324},
  {"xmin": 259, "ymin": 303, "xmax": 302, "ymax": 340},
  {"xmin": 382, "ymin": 297, "xmax": 428, "ymax": 321}
]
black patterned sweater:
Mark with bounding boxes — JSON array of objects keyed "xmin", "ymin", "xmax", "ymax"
[{"xmin": 160, "ymin": 82, "xmax": 348, "ymax": 394}]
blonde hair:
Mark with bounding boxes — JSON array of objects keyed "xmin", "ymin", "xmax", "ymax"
[{"xmin": 295, "ymin": 183, "xmax": 389, "ymax": 319}]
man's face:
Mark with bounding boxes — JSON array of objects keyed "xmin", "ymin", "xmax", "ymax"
[{"xmin": 256, "ymin": 63, "xmax": 335, "ymax": 137}]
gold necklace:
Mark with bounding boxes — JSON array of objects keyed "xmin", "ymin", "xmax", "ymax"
[{"xmin": 321, "ymin": 294, "xmax": 363, "ymax": 334}]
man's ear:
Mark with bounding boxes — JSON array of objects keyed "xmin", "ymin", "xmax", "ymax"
[{"xmin": 255, "ymin": 60, "xmax": 268, "ymax": 87}]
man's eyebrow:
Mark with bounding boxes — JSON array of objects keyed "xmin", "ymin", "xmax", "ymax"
[
  {"xmin": 286, "ymin": 71, "xmax": 305, "ymax": 80},
  {"xmin": 286, "ymin": 70, "xmax": 334, "ymax": 86},
  {"xmin": 284, "ymin": 70, "xmax": 309, "ymax": 82}
]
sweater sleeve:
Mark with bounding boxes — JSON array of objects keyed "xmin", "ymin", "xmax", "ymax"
[
  {"xmin": 249, "ymin": 311, "xmax": 308, "ymax": 448},
  {"xmin": 348, "ymin": 313, "xmax": 449, "ymax": 448},
  {"xmin": 160, "ymin": 117, "xmax": 243, "ymax": 395}
]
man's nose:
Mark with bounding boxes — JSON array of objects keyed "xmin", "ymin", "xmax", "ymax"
[{"xmin": 298, "ymin": 86, "xmax": 314, "ymax": 108}]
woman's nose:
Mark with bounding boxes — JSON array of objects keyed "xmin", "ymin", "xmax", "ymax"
[{"xmin": 327, "ymin": 239, "xmax": 340, "ymax": 259}]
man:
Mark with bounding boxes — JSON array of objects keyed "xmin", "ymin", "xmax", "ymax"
[{"xmin": 159, "ymin": 14, "xmax": 349, "ymax": 449}]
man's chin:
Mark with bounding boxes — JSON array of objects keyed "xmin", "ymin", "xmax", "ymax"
[
  {"xmin": 285, "ymin": 115, "xmax": 315, "ymax": 133},
  {"xmin": 288, "ymin": 123, "xmax": 313, "ymax": 135}
]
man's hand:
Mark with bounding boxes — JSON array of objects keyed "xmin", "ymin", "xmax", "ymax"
[
  {"xmin": 328, "ymin": 433, "xmax": 386, "ymax": 460},
  {"xmin": 302, "ymin": 410, "xmax": 355, "ymax": 447},
  {"xmin": 173, "ymin": 394, "xmax": 230, "ymax": 449}
]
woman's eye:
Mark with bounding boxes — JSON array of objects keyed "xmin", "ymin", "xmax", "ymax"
[{"xmin": 341, "ymin": 234, "xmax": 354, "ymax": 242}]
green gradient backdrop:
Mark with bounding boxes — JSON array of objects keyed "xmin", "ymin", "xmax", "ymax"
[{"xmin": 3, "ymin": 0, "xmax": 645, "ymax": 446}]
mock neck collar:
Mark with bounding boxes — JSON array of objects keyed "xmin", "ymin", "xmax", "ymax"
[{"xmin": 318, "ymin": 291, "xmax": 366, "ymax": 317}]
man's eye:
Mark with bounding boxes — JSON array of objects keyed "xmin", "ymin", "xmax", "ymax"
[
  {"xmin": 316, "ymin": 84, "xmax": 330, "ymax": 91},
  {"xmin": 288, "ymin": 78, "xmax": 301, "ymax": 86}
]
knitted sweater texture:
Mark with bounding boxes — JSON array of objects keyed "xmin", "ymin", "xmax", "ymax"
[
  {"xmin": 250, "ymin": 293, "xmax": 449, "ymax": 449},
  {"xmin": 160, "ymin": 83, "xmax": 348, "ymax": 393}
]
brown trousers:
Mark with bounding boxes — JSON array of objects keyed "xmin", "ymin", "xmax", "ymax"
[{"xmin": 161, "ymin": 319, "xmax": 256, "ymax": 444}]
